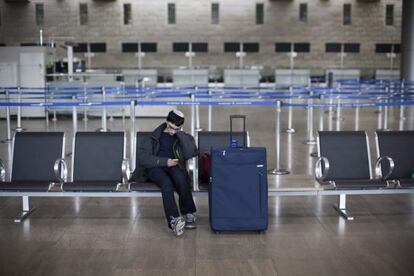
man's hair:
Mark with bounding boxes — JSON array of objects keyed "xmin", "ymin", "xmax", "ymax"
[{"xmin": 167, "ymin": 110, "xmax": 184, "ymax": 127}]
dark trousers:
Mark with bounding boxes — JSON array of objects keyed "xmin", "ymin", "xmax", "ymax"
[{"xmin": 147, "ymin": 166, "xmax": 197, "ymax": 224}]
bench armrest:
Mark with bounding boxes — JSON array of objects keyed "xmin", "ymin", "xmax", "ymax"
[
  {"xmin": 0, "ymin": 159, "xmax": 5, "ymax": 182},
  {"xmin": 315, "ymin": 156, "xmax": 330, "ymax": 182},
  {"xmin": 54, "ymin": 158, "xmax": 68, "ymax": 183},
  {"xmin": 122, "ymin": 159, "xmax": 131, "ymax": 185},
  {"xmin": 375, "ymin": 156, "xmax": 394, "ymax": 180}
]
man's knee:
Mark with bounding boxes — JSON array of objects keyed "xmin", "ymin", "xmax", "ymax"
[{"xmin": 170, "ymin": 169, "xmax": 188, "ymax": 186}]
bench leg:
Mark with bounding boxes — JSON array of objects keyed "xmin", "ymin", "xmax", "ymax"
[
  {"xmin": 14, "ymin": 196, "xmax": 35, "ymax": 223},
  {"xmin": 333, "ymin": 194, "xmax": 354, "ymax": 221}
]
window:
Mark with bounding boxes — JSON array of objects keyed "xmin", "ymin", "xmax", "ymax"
[
  {"xmin": 173, "ymin": 43, "xmax": 189, "ymax": 52},
  {"xmin": 343, "ymin": 4, "xmax": 351, "ymax": 25},
  {"xmin": 294, "ymin": 43, "xmax": 310, "ymax": 53},
  {"xmin": 192, "ymin": 43, "xmax": 208, "ymax": 53},
  {"xmin": 376, "ymin": 44, "xmax": 400, "ymax": 54},
  {"xmin": 344, "ymin": 43, "xmax": 359, "ymax": 53},
  {"xmin": 122, "ymin": 43, "xmax": 138, "ymax": 53},
  {"xmin": 394, "ymin": 44, "xmax": 400, "ymax": 53},
  {"xmin": 35, "ymin": 3, "xmax": 44, "ymax": 26},
  {"xmin": 243, "ymin": 43, "xmax": 259, "ymax": 53},
  {"xmin": 79, "ymin": 3, "xmax": 88, "ymax": 25},
  {"xmin": 385, "ymin": 4, "xmax": 394, "ymax": 26},
  {"xmin": 256, "ymin": 3, "xmax": 264, "ymax": 24},
  {"xmin": 299, "ymin": 3, "xmax": 307, "ymax": 23},
  {"xmin": 224, "ymin": 42, "xmax": 241, "ymax": 53},
  {"xmin": 275, "ymin": 43, "xmax": 309, "ymax": 53},
  {"xmin": 122, "ymin": 43, "xmax": 157, "ymax": 53},
  {"xmin": 211, "ymin": 3, "xmax": 219, "ymax": 24},
  {"xmin": 325, "ymin": 43, "xmax": 359, "ymax": 53},
  {"xmin": 326, "ymin": 43, "xmax": 342, "ymax": 53},
  {"xmin": 124, "ymin": 4, "xmax": 132, "ymax": 25},
  {"xmin": 275, "ymin": 43, "xmax": 292, "ymax": 53},
  {"xmin": 168, "ymin": 3, "xmax": 176, "ymax": 24},
  {"xmin": 141, "ymin": 43, "xmax": 157, "ymax": 52},
  {"xmin": 89, "ymin": 43, "xmax": 106, "ymax": 53},
  {"xmin": 173, "ymin": 43, "xmax": 207, "ymax": 53},
  {"xmin": 74, "ymin": 43, "xmax": 88, "ymax": 53}
]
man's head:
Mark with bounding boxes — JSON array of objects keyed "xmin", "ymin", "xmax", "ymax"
[{"xmin": 166, "ymin": 110, "xmax": 184, "ymax": 130}]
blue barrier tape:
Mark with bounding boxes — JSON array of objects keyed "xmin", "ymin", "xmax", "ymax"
[
  {"xmin": 2, "ymin": 84, "xmax": 414, "ymax": 100},
  {"xmin": 3, "ymin": 88, "xmax": 405, "ymax": 95},
  {"xmin": 2, "ymin": 91, "xmax": 414, "ymax": 101},
  {"xmin": 284, "ymin": 100, "xmax": 414, "ymax": 108},
  {"xmin": 2, "ymin": 100, "xmax": 414, "ymax": 108},
  {"xmin": 0, "ymin": 101, "xmax": 131, "ymax": 107}
]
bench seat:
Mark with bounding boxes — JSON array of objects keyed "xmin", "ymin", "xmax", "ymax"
[
  {"xmin": 0, "ymin": 181, "xmax": 51, "ymax": 192},
  {"xmin": 63, "ymin": 181, "xmax": 120, "ymax": 192}
]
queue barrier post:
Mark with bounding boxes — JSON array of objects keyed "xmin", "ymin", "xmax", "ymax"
[
  {"xmin": 268, "ymin": 101, "xmax": 290, "ymax": 175},
  {"xmin": 1, "ymin": 89, "xmax": 12, "ymax": 143}
]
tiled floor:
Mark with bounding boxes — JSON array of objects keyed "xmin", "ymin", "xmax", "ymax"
[{"xmin": 0, "ymin": 104, "xmax": 413, "ymax": 275}]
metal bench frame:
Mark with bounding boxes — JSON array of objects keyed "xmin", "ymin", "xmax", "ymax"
[
  {"xmin": 2, "ymin": 130, "xmax": 414, "ymax": 223},
  {"xmin": 314, "ymin": 131, "xmax": 395, "ymax": 220},
  {"xmin": 0, "ymin": 132, "xmax": 66, "ymax": 222}
]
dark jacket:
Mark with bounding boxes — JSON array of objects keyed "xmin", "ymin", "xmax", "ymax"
[{"xmin": 132, "ymin": 123, "xmax": 198, "ymax": 182}]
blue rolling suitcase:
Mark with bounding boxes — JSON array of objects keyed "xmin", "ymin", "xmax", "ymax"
[{"xmin": 209, "ymin": 115, "xmax": 268, "ymax": 232}]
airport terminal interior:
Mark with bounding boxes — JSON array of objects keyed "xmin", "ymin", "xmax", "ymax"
[{"xmin": 0, "ymin": 0, "xmax": 414, "ymax": 275}]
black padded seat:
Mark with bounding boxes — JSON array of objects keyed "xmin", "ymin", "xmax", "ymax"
[
  {"xmin": 63, "ymin": 132, "xmax": 125, "ymax": 192},
  {"xmin": 398, "ymin": 179, "xmax": 414, "ymax": 188},
  {"xmin": 199, "ymin": 182, "xmax": 209, "ymax": 191},
  {"xmin": 129, "ymin": 181, "xmax": 160, "ymax": 192},
  {"xmin": 63, "ymin": 181, "xmax": 119, "ymax": 192},
  {"xmin": 316, "ymin": 131, "xmax": 384, "ymax": 190},
  {"xmin": 0, "ymin": 181, "xmax": 51, "ymax": 192},
  {"xmin": 198, "ymin": 131, "xmax": 246, "ymax": 155},
  {"xmin": 0, "ymin": 132, "xmax": 65, "ymax": 192},
  {"xmin": 197, "ymin": 131, "xmax": 247, "ymax": 186},
  {"xmin": 333, "ymin": 179, "xmax": 388, "ymax": 190},
  {"xmin": 134, "ymin": 132, "xmax": 186, "ymax": 191},
  {"xmin": 376, "ymin": 131, "xmax": 414, "ymax": 187}
]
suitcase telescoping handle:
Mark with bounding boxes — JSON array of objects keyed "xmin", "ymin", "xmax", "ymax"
[{"xmin": 230, "ymin": 115, "xmax": 246, "ymax": 147}]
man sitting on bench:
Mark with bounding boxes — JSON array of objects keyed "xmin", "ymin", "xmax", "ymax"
[{"xmin": 132, "ymin": 110, "xmax": 198, "ymax": 236}]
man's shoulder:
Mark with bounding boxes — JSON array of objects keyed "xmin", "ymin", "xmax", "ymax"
[{"xmin": 152, "ymin": 123, "xmax": 166, "ymax": 139}]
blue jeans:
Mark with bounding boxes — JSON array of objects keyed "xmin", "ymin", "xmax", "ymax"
[{"xmin": 147, "ymin": 166, "xmax": 196, "ymax": 225}]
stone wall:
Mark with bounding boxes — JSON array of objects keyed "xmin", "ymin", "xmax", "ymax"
[{"xmin": 0, "ymin": 0, "xmax": 403, "ymax": 77}]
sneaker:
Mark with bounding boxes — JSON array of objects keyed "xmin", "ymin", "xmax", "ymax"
[
  {"xmin": 170, "ymin": 216, "xmax": 186, "ymax": 236},
  {"xmin": 184, "ymin": 213, "xmax": 197, "ymax": 229}
]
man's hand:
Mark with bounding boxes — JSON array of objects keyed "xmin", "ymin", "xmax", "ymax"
[{"xmin": 167, "ymin": 159, "xmax": 179, "ymax": 167}]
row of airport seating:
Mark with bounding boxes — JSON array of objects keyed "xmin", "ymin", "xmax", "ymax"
[
  {"xmin": 0, "ymin": 129, "xmax": 413, "ymax": 223},
  {"xmin": 0, "ymin": 131, "xmax": 247, "ymax": 193},
  {"xmin": 0, "ymin": 130, "xmax": 413, "ymax": 194},
  {"xmin": 315, "ymin": 131, "xmax": 414, "ymax": 189}
]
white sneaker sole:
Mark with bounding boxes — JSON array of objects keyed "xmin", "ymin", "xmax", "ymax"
[{"xmin": 185, "ymin": 223, "xmax": 197, "ymax": 229}]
